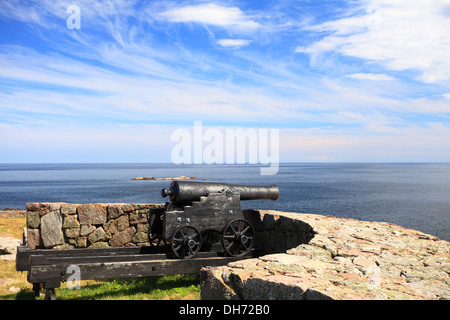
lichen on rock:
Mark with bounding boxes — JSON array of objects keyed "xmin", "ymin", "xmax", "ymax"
[{"xmin": 201, "ymin": 210, "xmax": 450, "ymax": 300}]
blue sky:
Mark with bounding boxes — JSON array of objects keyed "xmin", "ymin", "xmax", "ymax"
[{"xmin": 0, "ymin": 0, "xmax": 449, "ymax": 163}]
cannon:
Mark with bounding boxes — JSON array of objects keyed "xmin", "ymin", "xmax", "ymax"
[
  {"xmin": 150, "ymin": 181, "xmax": 279, "ymax": 258},
  {"xmin": 16, "ymin": 180, "xmax": 280, "ymax": 299}
]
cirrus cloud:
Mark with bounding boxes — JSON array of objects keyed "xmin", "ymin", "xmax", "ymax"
[
  {"xmin": 297, "ymin": 0, "xmax": 450, "ymax": 84},
  {"xmin": 157, "ymin": 3, "xmax": 261, "ymax": 31},
  {"xmin": 216, "ymin": 39, "xmax": 252, "ymax": 48},
  {"xmin": 346, "ymin": 73, "xmax": 395, "ymax": 81}
]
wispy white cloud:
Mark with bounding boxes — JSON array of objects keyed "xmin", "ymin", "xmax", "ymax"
[
  {"xmin": 297, "ymin": 0, "xmax": 450, "ymax": 84},
  {"xmin": 157, "ymin": 3, "xmax": 261, "ymax": 31},
  {"xmin": 346, "ymin": 73, "xmax": 395, "ymax": 81},
  {"xmin": 216, "ymin": 39, "xmax": 252, "ymax": 48}
]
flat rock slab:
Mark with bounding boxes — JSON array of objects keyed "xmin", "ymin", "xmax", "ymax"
[
  {"xmin": 201, "ymin": 210, "xmax": 450, "ymax": 300},
  {"xmin": 0, "ymin": 237, "xmax": 22, "ymax": 261}
]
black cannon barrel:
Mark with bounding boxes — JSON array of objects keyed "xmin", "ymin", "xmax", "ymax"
[{"xmin": 161, "ymin": 181, "xmax": 279, "ymax": 204}]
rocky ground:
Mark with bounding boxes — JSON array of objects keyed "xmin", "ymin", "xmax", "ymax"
[
  {"xmin": 0, "ymin": 237, "xmax": 22, "ymax": 262},
  {"xmin": 0, "ymin": 209, "xmax": 25, "ymax": 262},
  {"xmin": 0, "ymin": 208, "xmax": 26, "ymax": 218},
  {"xmin": 132, "ymin": 176, "xmax": 207, "ymax": 180},
  {"xmin": 201, "ymin": 210, "xmax": 450, "ymax": 300}
]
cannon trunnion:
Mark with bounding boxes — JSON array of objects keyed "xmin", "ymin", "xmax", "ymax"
[{"xmin": 151, "ymin": 181, "xmax": 279, "ymax": 258}]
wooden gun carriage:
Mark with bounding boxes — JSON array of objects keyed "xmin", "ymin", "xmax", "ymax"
[{"xmin": 150, "ymin": 181, "xmax": 279, "ymax": 258}]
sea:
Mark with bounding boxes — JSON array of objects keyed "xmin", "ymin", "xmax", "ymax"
[{"xmin": 0, "ymin": 163, "xmax": 449, "ymax": 241}]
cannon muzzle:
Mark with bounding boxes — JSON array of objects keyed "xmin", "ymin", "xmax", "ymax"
[{"xmin": 161, "ymin": 181, "xmax": 279, "ymax": 205}]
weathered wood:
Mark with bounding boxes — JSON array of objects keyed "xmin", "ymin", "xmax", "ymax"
[
  {"xmin": 30, "ymin": 250, "xmax": 221, "ymax": 267},
  {"xmin": 66, "ymin": 255, "xmax": 242, "ymax": 280},
  {"xmin": 19, "ymin": 244, "xmax": 254, "ymax": 292},
  {"xmin": 16, "ymin": 245, "xmax": 168, "ymax": 272},
  {"xmin": 26, "ymin": 252, "xmax": 249, "ymax": 288},
  {"xmin": 16, "ymin": 245, "xmax": 32, "ymax": 271}
]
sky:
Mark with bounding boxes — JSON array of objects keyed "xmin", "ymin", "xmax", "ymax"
[{"xmin": 0, "ymin": 0, "xmax": 449, "ymax": 163}]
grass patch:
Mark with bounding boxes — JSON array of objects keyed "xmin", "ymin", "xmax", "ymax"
[
  {"xmin": 49, "ymin": 274, "xmax": 201, "ymax": 300},
  {"xmin": 2, "ymin": 273, "xmax": 201, "ymax": 300},
  {"xmin": 0, "ymin": 217, "xmax": 26, "ymax": 238},
  {"xmin": 0, "ymin": 260, "xmax": 30, "ymax": 298}
]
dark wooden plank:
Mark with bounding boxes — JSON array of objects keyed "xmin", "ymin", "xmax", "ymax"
[
  {"xmin": 15, "ymin": 245, "xmax": 32, "ymax": 271},
  {"xmin": 27, "ymin": 255, "xmax": 248, "ymax": 286},
  {"xmin": 22, "ymin": 245, "xmax": 166, "ymax": 258},
  {"xmin": 62, "ymin": 255, "xmax": 245, "ymax": 280},
  {"xmin": 27, "ymin": 264, "xmax": 63, "ymax": 288},
  {"xmin": 30, "ymin": 251, "xmax": 221, "ymax": 266},
  {"xmin": 16, "ymin": 245, "xmax": 170, "ymax": 271},
  {"xmin": 39, "ymin": 253, "xmax": 168, "ymax": 265}
]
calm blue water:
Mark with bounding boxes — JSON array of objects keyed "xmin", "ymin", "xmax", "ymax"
[{"xmin": 0, "ymin": 163, "xmax": 449, "ymax": 241}]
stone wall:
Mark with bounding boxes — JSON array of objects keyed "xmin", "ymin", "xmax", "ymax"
[
  {"xmin": 201, "ymin": 210, "xmax": 450, "ymax": 300},
  {"xmin": 25, "ymin": 203, "xmax": 163, "ymax": 249}
]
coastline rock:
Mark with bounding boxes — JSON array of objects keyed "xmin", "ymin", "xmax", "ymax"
[
  {"xmin": 0, "ymin": 208, "xmax": 26, "ymax": 218},
  {"xmin": 201, "ymin": 210, "xmax": 450, "ymax": 300},
  {"xmin": 132, "ymin": 176, "xmax": 207, "ymax": 181},
  {"xmin": 0, "ymin": 237, "xmax": 22, "ymax": 261}
]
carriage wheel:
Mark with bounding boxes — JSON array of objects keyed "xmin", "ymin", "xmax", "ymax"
[
  {"xmin": 171, "ymin": 226, "xmax": 202, "ymax": 258},
  {"xmin": 222, "ymin": 219, "xmax": 254, "ymax": 257}
]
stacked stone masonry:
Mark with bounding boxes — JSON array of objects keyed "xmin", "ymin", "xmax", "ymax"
[{"xmin": 25, "ymin": 203, "xmax": 163, "ymax": 249}]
